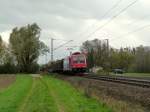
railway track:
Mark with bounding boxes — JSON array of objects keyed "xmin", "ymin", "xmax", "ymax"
[{"xmin": 83, "ymin": 74, "xmax": 150, "ymax": 88}]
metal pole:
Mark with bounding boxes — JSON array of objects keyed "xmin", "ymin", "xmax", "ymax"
[
  {"xmin": 106, "ymin": 39, "xmax": 109, "ymax": 75},
  {"xmin": 106, "ymin": 39, "xmax": 109, "ymax": 55},
  {"xmin": 50, "ymin": 37, "xmax": 73, "ymax": 62},
  {"xmin": 51, "ymin": 38, "xmax": 54, "ymax": 62}
]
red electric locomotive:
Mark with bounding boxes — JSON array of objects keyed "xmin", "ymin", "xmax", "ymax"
[
  {"xmin": 49, "ymin": 52, "xmax": 87, "ymax": 73},
  {"xmin": 63, "ymin": 52, "xmax": 87, "ymax": 73}
]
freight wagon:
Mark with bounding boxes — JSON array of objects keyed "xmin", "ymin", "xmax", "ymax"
[{"xmin": 50, "ymin": 52, "xmax": 87, "ymax": 73}]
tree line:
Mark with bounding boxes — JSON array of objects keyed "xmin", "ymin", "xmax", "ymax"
[
  {"xmin": 81, "ymin": 39, "xmax": 150, "ymax": 73},
  {"xmin": 0, "ymin": 24, "xmax": 149, "ymax": 74},
  {"xmin": 0, "ymin": 23, "xmax": 49, "ymax": 73}
]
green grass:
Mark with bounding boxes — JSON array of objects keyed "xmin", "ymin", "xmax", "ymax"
[
  {"xmin": 123, "ymin": 73, "xmax": 150, "ymax": 77},
  {"xmin": 0, "ymin": 75, "xmax": 112, "ymax": 112},
  {"xmin": 111, "ymin": 72, "xmax": 150, "ymax": 77},
  {"xmin": 20, "ymin": 77, "xmax": 58, "ymax": 112},
  {"xmin": 44, "ymin": 76, "xmax": 112, "ymax": 112},
  {"xmin": 0, "ymin": 75, "xmax": 32, "ymax": 112}
]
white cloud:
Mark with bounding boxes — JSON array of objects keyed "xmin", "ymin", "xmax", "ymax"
[
  {"xmin": 0, "ymin": 0, "xmax": 150, "ymax": 64},
  {"xmin": 0, "ymin": 30, "xmax": 11, "ymax": 43}
]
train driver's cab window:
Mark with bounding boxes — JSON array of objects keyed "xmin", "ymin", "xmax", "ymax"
[{"xmin": 73, "ymin": 55, "xmax": 85, "ymax": 63}]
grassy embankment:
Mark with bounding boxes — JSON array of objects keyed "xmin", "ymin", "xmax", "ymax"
[
  {"xmin": 0, "ymin": 75, "xmax": 112, "ymax": 112},
  {"xmin": 123, "ymin": 73, "xmax": 150, "ymax": 77},
  {"xmin": 109, "ymin": 72, "xmax": 150, "ymax": 77},
  {"xmin": 45, "ymin": 76, "xmax": 112, "ymax": 112}
]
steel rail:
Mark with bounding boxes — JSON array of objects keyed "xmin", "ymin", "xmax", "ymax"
[{"xmin": 83, "ymin": 74, "xmax": 150, "ymax": 88}]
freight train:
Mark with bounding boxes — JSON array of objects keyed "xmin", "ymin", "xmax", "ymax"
[{"xmin": 49, "ymin": 52, "xmax": 87, "ymax": 73}]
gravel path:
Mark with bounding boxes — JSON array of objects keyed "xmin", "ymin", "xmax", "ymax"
[{"xmin": 0, "ymin": 75, "xmax": 16, "ymax": 89}]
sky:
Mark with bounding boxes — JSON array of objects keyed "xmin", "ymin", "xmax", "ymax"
[{"xmin": 0, "ymin": 0, "xmax": 150, "ymax": 64}]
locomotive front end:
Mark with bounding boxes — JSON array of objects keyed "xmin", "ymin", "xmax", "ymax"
[{"xmin": 71, "ymin": 52, "xmax": 87, "ymax": 73}]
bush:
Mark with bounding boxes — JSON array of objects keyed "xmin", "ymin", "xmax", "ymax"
[
  {"xmin": 28, "ymin": 63, "xmax": 39, "ymax": 73},
  {"xmin": 97, "ymin": 69, "xmax": 107, "ymax": 75},
  {"xmin": 0, "ymin": 64, "xmax": 18, "ymax": 74}
]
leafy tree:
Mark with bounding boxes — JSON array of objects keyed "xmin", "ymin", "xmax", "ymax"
[
  {"xmin": 0, "ymin": 36, "xmax": 2, "ymax": 56},
  {"xmin": 81, "ymin": 39, "xmax": 109, "ymax": 70},
  {"xmin": 0, "ymin": 36, "xmax": 6, "ymax": 65},
  {"xmin": 81, "ymin": 40, "xmax": 95, "ymax": 68},
  {"xmin": 0, "ymin": 36, "xmax": 17, "ymax": 73},
  {"xmin": 0, "ymin": 36, "xmax": 2, "ymax": 49},
  {"xmin": 131, "ymin": 46, "xmax": 150, "ymax": 73},
  {"xmin": 81, "ymin": 39, "xmax": 135, "ymax": 72},
  {"xmin": 110, "ymin": 48, "xmax": 134, "ymax": 71},
  {"xmin": 9, "ymin": 23, "xmax": 49, "ymax": 73}
]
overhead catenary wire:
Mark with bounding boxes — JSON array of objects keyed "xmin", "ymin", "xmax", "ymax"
[
  {"xmin": 111, "ymin": 24, "xmax": 150, "ymax": 41},
  {"xmin": 78, "ymin": 0, "xmax": 123, "ymax": 42},
  {"xmin": 85, "ymin": 0, "xmax": 139, "ymax": 39},
  {"xmin": 100, "ymin": 0, "xmax": 123, "ymax": 19},
  {"xmin": 119, "ymin": 14, "xmax": 150, "ymax": 28},
  {"xmin": 53, "ymin": 40, "xmax": 73, "ymax": 51}
]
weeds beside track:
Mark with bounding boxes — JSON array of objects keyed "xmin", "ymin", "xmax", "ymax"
[{"xmin": 82, "ymin": 74, "xmax": 150, "ymax": 88}]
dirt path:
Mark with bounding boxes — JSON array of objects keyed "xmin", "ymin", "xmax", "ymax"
[
  {"xmin": 18, "ymin": 76, "xmax": 58, "ymax": 112},
  {"xmin": 17, "ymin": 75, "xmax": 111, "ymax": 112},
  {"xmin": 44, "ymin": 78, "xmax": 65, "ymax": 112},
  {"xmin": 2, "ymin": 74, "xmax": 40, "ymax": 111},
  {"xmin": 18, "ymin": 77, "xmax": 35, "ymax": 112},
  {"xmin": 31, "ymin": 74, "xmax": 42, "ymax": 78},
  {"xmin": 0, "ymin": 75, "xmax": 16, "ymax": 89}
]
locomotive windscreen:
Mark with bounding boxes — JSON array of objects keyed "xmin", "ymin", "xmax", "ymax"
[{"xmin": 72, "ymin": 55, "xmax": 85, "ymax": 63}]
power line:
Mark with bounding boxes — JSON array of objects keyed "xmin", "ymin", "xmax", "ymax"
[
  {"xmin": 53, "ymin": 38, "xmax": 72, "ymax": 41},
  {"xmin": 78, "ymin": 0, "xmax": 123, "ymax": 42},
  {"xmin": 125, "ymin": 14, "xmax": 150, "ymax": 27},
  {"xmin": 53, "ymin": 40, "xmax": 73, "ymax": 51},
  {"xmin": 100, "ymin": 0, "xmax": 123, "ymax": 19},
  {"xmin": 65, "ymin": 45, "xmax": 80, "ymax": 48},
  {"xmin": 111, "ymin": 24, "xmax": 150, "ymax": 41},
  {"xmin": 50, "ymin": 36, "xmax": 73, "ymax": 61},
  {"xmin": 85, "ymin": 0, "xmax": 139, "ymax": 39}
]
